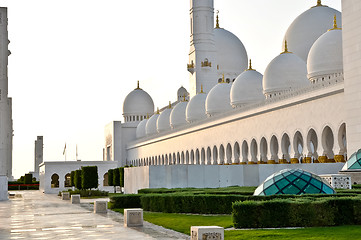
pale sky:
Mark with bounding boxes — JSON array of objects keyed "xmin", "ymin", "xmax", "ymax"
[{"xmin": 0, "ymin": 0, "xmax": 341, "ymax": 178}]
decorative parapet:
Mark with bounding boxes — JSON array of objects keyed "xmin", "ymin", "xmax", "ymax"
[
  {"xmin": 187, "ymin": 61, "xmax": 195, "ymax": 74},
  {"xmin": 201, "ymin": 59, "xmax": 212, "ymax": 67}
]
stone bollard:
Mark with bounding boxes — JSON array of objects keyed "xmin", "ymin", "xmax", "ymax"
[
  {"xmin": 94, "ymin": 200, "xmax": 107, "ymax": 213},
  {"xmin": 124, "ymin": 208, "xmax": 143, "ymax": 227},
  {"xmin": 191, "ymin": 226, "xmax": 224, "ymax": 240},
  {"xmin": 61, "ymin": 192, "xmax": 70, "ymax": 200},
  {"xmin": 71, "ymin": 194, "xmax": 80, "ymax": 204}
]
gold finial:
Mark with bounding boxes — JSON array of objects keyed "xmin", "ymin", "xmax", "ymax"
[
  {"xmin": 216, "ymin": 10, "xmax": 220, "ymax": 28},
  {"xmin": 220, "ymin": 73, "xmax": 225, "ymax": 83},
  {"xmin": 248, "ymin": 59, "xmax": 255, "ymax": 71},
  {"xmin": 200, "ymin": 84, "xmax": 204, "ymax": 93},
  {"xmin": 317, "ymin": 0, "xmax": 322, "ymax": 6},
  {"xmin": 182, "ymin": 94, "xmax": 186, "ymax": 102},
  {"xmin": 146, "ymin": 113, "xmax": 149, "ymax": 119},
  {"xmin": 281, "ymin": 40, "xmax": 292, "ymax": 54},
  {"xmin": 328, "ymin": 14, "xmax": 341, "ymax": 31},
  {"xmin": 168, "ymin": 101, "xmax": 172, "ymax": 109},
  {"xmin": 135, "ymin": 80, "xmax": 141, "ymax": 89},
  {"xmin": 156, "ymin": 108, "xmax": 160, "ymax": 114}
]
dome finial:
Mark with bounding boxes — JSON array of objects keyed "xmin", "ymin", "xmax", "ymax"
[
  {"xmin": 146, "ymin": 113, "xmax": 149, "ymax": 119},
  {"xmin": 168, "ymin": 101, "xmax": 172, "ymax": 109},
  {"xmin": 221, "ymin": 73, "xmax": 225, "ymax": 83},
  {"xmin": 135, "ymin": 80, "xmax": 141, "ymax": 90},
  {"xmin": 248, "ymin": 59, "xmax": 255, "ymax": 71},
  {"xmin": 317, "ymin": 0, "xmax": 322, "ymax": 6},
  {"xmin": 281, "ymin": 40, "xmax": 292, "ymax": 54},
  {"xmin": 156, "ymin": 108, "xmax": 160, "ymax": 114},
  {"xmin": 216, "ymin": 10, "xmax": 220, "ymax": 28},
  {"xmin": 329, "ymin": 14, "xmax": 341, "ymax": 31},
  {"xmin": 200, "ymin": 84, "xmax": 204, "ymax": 93}
]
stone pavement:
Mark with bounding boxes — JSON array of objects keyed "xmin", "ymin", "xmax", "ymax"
[{"xmin": 0, "ymin": 191, "xmax": 189, "ymax": 240}]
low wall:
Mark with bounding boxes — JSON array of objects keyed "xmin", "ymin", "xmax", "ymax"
[{"xmin": 124, "ymin": 163, "xmax": 345, "ymax": 194}]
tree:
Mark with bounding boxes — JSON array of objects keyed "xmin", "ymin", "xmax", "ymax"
[
  {"xmin": 119, "ymin": 167, "xmax": 125, "ymax": 188},
  {"xmin": 81, "ymin": 166, "xmax": 98, "ymax": 190},
  {"xmin": 70, "ymin": 171, "xmax": 75, "ymax": 187},
  {"xmin": 74, "ymin": 169, "xmax": 82, "ymax": 190},
  {"xmin": 113, "ymin": 168, "xmax": 120, "ymax": 187},
  {"xmin": 24, "ymin": 174, "xmax": 32, "ymax": 184},
  {"xmin": 108, "ymin": 169, "xmax": 114, "ymax": 186}
]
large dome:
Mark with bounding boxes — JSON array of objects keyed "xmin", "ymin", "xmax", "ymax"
[
  {"xmin": 283, "ymin": 1, "xmax": 341, "ymax": 62},
  {"xmin": 123, "ymin": 82, "xmax": 154, "ymax": 117},
  {"xmin": 214, "ymin": 27, "xmax": 248, "ymax": 78},
  {"xmin": 231, "ymin": 61, "xmax": 264, "ymax": 108},
  {"xmin": 170, "ymin": 101, "xmax": 188, "ymax": 128},
  {"xmin": 157, "ymin": 105, "xmax": 172, "ymax": 132},
  {"xmin": 136, "ymin": 118, "xmax": 148, "ymax": 139},
  {"xmin": 205, "ymin": 80, "xmax": 232, "ymax": 116},
  {"xmin": 145, "ymin": 111, "xmax": 159, "ymax": 136},
  {"xmin": 263, "ymin": 49, "xmax": 309, "ymax": 97},
  {"xmin": 254, "ymin": 169, "xmax": 335, "ymax": 196},
  {"xmin": 186, "ymin": 90, "xmax": 207, "ymax": 123},
  {"xmin": 307, "ymin": 24, "xmax": 343, "ymax": 80}
]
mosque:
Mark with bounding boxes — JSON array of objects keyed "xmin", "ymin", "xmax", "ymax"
[{"xmin": 38, "ymin": 0, "xmax": 361, "ymax": 194}]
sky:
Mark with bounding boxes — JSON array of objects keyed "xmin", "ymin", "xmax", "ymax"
[{"xmin": 0, "ymin": 0, "xmax": 341, "ymax": 179}]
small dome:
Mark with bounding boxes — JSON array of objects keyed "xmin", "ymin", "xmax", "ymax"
[
  {"xmin": 307, "ymin": 24, "xmax": 342, "ymax": 80},
  {"xmin": 254, "ymin": 169, "xmax": 335, "ymax": 196},
  {"xmin": 177, "ymin": 86, "xmax": 189, "ymax": 102},
  {"xmin": 157, "ymin": 106, "xmax": 172, "ymax": 132},
  {"xmin": 136, "ymin": 118, "xmax": 148, "ymax": 139},
  {"xmin": 145, "ymin": 111, "xmax": 160, "ymax": 136},
  {"xmin": 205, "ymin": 80, "xmax": 232, "ymax": 116},
  {"xmin": 123, "ymin": 82, "xmax": 154, "ymax": 120},
  {"xmin": 231, "ymin": 61, "xmax": 264, "ymax": 107},
  {"xmin": 263, "ymin": 48, "xmax": 309, "ymax": 97},
  {"xmin": 214, "ymin": 27, "xmax": 248, "ymax": 77},
  {"xmin": 170, "ymin": 101, "xmax": 188, "ymax": 128},
  {"xmin": 186, "ymin": 90, "xmax": 207, "ymax": 123},
  {"xmin": 342, "ymin": 149, "xmax": 361, "ymax": 171},
  {"xmin": 283, "ymin": 2, "xmax": 341, "ymax": 62}
]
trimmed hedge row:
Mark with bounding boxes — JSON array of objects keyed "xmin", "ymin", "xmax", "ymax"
[
  {"xmin": 232, "ymin": 197, "xmax": 361, "ymax": 228},
  {"xmin": 109, "ymin": 194, "xmax": 142, "ymax": 209},
  {"xmin": 109, "ymin": 193, "xmax": 358, "ymax": 214}
]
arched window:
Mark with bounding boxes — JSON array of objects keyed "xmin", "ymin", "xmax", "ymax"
[{"xmin": 51, "ymin": 174, "xmax": 59, "ymax": 188}]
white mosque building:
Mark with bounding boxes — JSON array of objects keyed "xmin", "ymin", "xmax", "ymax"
[{"xmin": 39, "ymin": 0, "xmax": 361, "ymax": 194}]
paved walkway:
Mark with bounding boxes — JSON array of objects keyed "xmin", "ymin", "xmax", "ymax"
[{"xmin": 0, "ymin": 191, "xmax": 189, "ymax": 239}]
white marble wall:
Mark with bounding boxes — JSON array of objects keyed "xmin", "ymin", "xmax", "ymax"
[
  {"xmin": 124, "ymin": 163, "xmax": 344, "ymax": 194},
  {"xmin": 0, "ymin": 176, "xmax": 8, "ymax": 201}
]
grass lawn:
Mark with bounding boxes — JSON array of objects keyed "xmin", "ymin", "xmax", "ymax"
[
  {"xmin": 225, "ymin": 226, "xmax": 361, "ymax": 240},
  {"xmin": 140, "ymin": 211, "xmax": 361, "ymax": 239}
]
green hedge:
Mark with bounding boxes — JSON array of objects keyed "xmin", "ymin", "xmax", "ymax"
[
  {"xmin": 119, "ymin": 167, "xmax": 125, "ymax": 187},
  {"xmin": 232, "ymin": 197, "xmax": 361, "ymax": 228},
  {"xmin": 109, "ymin": 194, "xmax": 142, "ymax": 209},
  {"xmin": 62, "ymin": 189, "xmax": 108, "ymax": 197},
  {"xmin": 70, "ymin": 171, "xmax": 75, "ymax": 187}
]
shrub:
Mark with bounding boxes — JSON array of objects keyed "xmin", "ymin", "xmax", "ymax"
[
  {"xmin": 119, "ymin": 167, "xmax": 125, "ymax": 187},
  {"xmin": 24, "ymin": 174, "xmax": 32, "ymax": 184},
  {"xmin": 70, "ymin": 171, "xmax": 75, "ymax": 187},
  {"xmin": 81, "ymin": 166, "xmax": 98, "ymax": 190},
  {"xmin": 74, "ymin": 170, "xmax": 82, "ymax": 190},
  {"xmin": 109, "ymin": 194, "xmax": 142, "ymax": 209},
  {"xmin": 63, "ymin": 189, "xmax": 108, "ymax": 197},
  {"xmin": 108, "ymin": 169, "xmax": 114, "ymax": 186},
  {"xmin": 113, "ymin": 168, "xmax": 120, "ymax": 187},
  {"xmin": 232, "ymin": 197, "xmax": 361, "ymax": 228}
]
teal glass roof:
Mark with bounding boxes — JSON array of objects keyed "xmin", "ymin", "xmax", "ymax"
[
  {"xmin": 254, "ymin": 169, "xmax": 335, "ymax": 196},
  {"xmin": 342, "ymin": 149, "xmax": 361, "ymax": 170}
]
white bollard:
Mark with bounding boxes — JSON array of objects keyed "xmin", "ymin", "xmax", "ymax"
[
  {"xmin": 0, "ymin": 176, "xmax": 8, "ymax": 201},
  {"xmin": 124, "ymin": 208, "xmax": 143, "ymax": 227},
  {"xmin": 191, "ymin": 226, "xmax": 224, "ymax": 240},
  {"xmin": 61, "ymin": 192, "xmax": 70, "ymax": 200},
  {"xmin": 94, "ymin": 200, "xmax": 107, "ymax": 213},
  {"xmin": 71, "ymin": 194, "xmax": 80, "ymax": 204}
]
